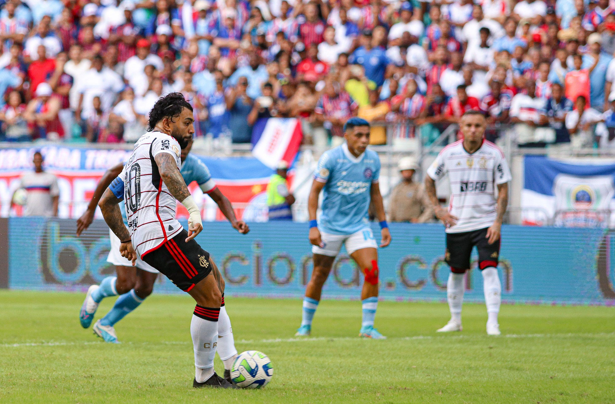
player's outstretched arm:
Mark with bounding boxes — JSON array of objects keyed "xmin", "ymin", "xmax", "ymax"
[
  {"xmin": 98, "ymin": 188, "xmax": 136, "ymax": 265},
  {"xmin": 154, "ymin": 152, "xmax": 203, "ymax": 241},
  {"xmin": 486, "ymin": 182, "xmax": 509, "ymax": 245},
  {"xmin": 370, "ymin": 182, "xmax": 391, "ymax": 248},
  {"xmin": 308, "ymin": 180, "xmax": 325, "ymax": 247},
  {"xmin": 76, "ymin": 162, "xmax": 124, "ymax": 236},
  {"xmin": 425, "ymin": 175, "xmax": 458, "ymax": 228},
  {"xmin": 207, "ymin": 188, "xmax": 250, "ymax": 234}
]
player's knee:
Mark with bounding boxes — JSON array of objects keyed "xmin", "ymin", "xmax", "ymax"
[
  {"xmin": 479, "ymin": 261, "xmax": 498, "ymax": 271},
  {"xmin": 450, "ymin": 267, "xmax": 467, "ymax": 274},
  {"xmin": 311, "ymin": 267, "xmax": 330, "ymax": 285},
  {"xmin": 135, "ymin": 283, "xmax": 154, "ymax": 298},
  {"xmin": 364, "ymin": 260, "xmax": 379, "ymax": 286},
  {"xmin": 115, "ymin": 276, "xmax": 136, "ymax": 294}
]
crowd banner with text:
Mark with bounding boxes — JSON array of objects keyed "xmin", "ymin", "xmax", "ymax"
[
  {"xmin": 522, "ymin": 156, "xmax": 615, "ymax": 227},
  {"xmin": 251, "ymin": 118, "xmax": 303, "ymax": 169},
  {"xmin": 0, "ymin": 146, "xmax": 275, "ymax": 220},
  {"xmin": 5, "ymin": 218, "xmax": 615, "ymax": 305}
]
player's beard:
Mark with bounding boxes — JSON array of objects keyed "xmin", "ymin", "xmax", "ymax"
[{"xmin": 171, "ymin": 129, "xmax": 191, "ymax": 149}]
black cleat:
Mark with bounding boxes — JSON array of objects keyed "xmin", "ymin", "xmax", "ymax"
[
  {"xmin": 193, "ymin": 372, "xmax": 238, "ymax": 389},
  {"xmin": 224, "ymin": 369, "xmax": 232, "ymax": 384}
]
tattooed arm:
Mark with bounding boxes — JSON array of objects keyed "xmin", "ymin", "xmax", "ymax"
[
  {"xmin": 425, "ymin": 175, "xmax": 458, "ymax": 228},
  {"xmin": 486, "ymin": 182, "xmax": 509, "ymax": 245},
  {"xmin": 154, "ymin": 152, "xmax": 191, "ymax": 201},
  {"xmin": 98, "ymin": 188, "xmax": 137, "ymax": 265},
  {"xmin": 154, "ymin": 152, "xmax": 203, "ymax": 241}
]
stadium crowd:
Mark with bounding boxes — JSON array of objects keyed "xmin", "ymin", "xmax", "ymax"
[{"xmin": 2, "ymin": 0, "xmax": 615, "ymax": 148}]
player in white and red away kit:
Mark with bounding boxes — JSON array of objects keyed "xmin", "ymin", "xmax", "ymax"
[
  {"xmin": 98, "ymin": 93, "xmax": 234, "ymax": 388},
  {"xmin": 425, "ymin": 110, "xmax": 511, "ymax": 336}
]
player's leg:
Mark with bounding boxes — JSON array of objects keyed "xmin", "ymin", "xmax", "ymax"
[
  {"xmin": 296, "ymin": 233, "xmax": 342, "ymax": 336},
  {"xmin": 210, "ymin": 259, "xmax": 237, "ymax": 383},
  {"xmin": 142, "ymin": 231, "xmax": 232, "ymax": 388},
  {"xmin": 296, "ymin": 254, "xmax": 336, "ymax": 336},
  {"xmin": 346, "ymin": 229, "xmax": 384, "ymax": 339},
  {"xmin": 350, "ymin": 248, "xmax": 384, "ymax": 339},
  {"xmin": 90, "ymin": 266, "xmax": 139, "ymax": 342},
  {"xmin": 80, "ymin": 231, "xmax": 137, "ymax": 328},
  {"xmin": 94, "ymin": 270, "xmax": 158, "ymax": 343},
  {"xmin": 438, "ymin": 231, "xmax": 473, "ymax": 332},
  {"xmin": 474, "ymin": 228, "xmax": 502, "ymax": 335}
]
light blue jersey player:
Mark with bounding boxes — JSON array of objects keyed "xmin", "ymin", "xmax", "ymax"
[
  {"xmin": 296, "ymin": 117, "xmax": 392, "ymax": 339},
  {"xmin": 76, "ymin": 138, "xmax": 248, "ymax": 382}
]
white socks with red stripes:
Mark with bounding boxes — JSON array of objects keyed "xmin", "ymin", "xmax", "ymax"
[
  {"xmin": 482, "ymin": 267, "xmax": 501, "ymax": 326},
  {"xmin": 191, "ymin": 305, "xmax": 219, "ymax": 383},
  {"xmin": 447, "ymin": 273, "xmax": 465, "ymax": 323}
]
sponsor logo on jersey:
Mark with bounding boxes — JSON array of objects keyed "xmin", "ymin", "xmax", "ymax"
[
  {"xmin": 460, "ymin": 181, "xmax": 488, "ymax": 193},
  {"xmin": 466, "ymin": 158, "xmax": 474, "ymax": 168},
  {"xmin": 199, "ymin": 254, "xmax": 209, "ymax": 268},
  {"xmin": 496, "ymin": 163, "xmax": 504, "ymax": 179},
  {"xmin": 161, "ymin": 139, "xmax": 170, "ymax": 150},
  {"xmin": 479, "ymin": 157, "xmax": 487, "ymax": 169},
  {"xmin": 319, "ymin": 168, "xmax": 330, "ymax": 178},
  {"xmin": 434, "ymin": 163, "xmax": 444, "ymax": 177},
  {"xmin": 491, "ymin": 251, "xmax": 498, "ymax": 258},
  {"xmin": 172, "ymin": 145, "xmax": 180, "ymax": 156},
  {"xmin": 336, "ymin": 180, "xmax": 370, "ymax": 195},
  {"xmin": 364, "ymin": 168, "xmax": 373, "ymax": 179}
]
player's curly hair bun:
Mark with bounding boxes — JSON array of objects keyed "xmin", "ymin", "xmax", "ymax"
[{"xmin": 148, "ymin": 92, "xmax": 193, "ymax": 131}]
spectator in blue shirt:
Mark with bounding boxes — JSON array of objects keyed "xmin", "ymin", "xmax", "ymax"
[
  {"xmin": 228, "ymin": 52, "xmax": 268, "ymax": 99},
  {"xmin": 493, "ymin": 17, "xmax": 527, "ymax": 53},
  {"xmin": 0, "ymin": 67, "xmax": 22, "ymax": 109},
  {"xmin": 583, "ymin": 32, "xmax": 613, "ymax": 111},
  {"xmin": 544, "ymin": 83, "xmax": 574, "ymax": 143},
  {"xmin": 349, "ymin": 29, "xmax": 389, "ymax": 87}
]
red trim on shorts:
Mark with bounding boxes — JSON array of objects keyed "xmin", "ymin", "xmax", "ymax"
[
  {"xmin": 479, "ymin": 260, "xmax": 498, "ymax": 270},
  {"xmin": 167, "ymin": 239, "xmax": 197, "ymax": 278},
  {"xmin": 170, "ymin": 238, "xmax": 198, "ymax": 277},
  {"xmin": 450, "ymin": 267, "xmax": 467, "ymax": 274},
  {"xmin": 140, "ymin": 239, "xmax": 166, "ymax": 258},
  {"xmin": 155, "ymin": 178, "xmax": 168, "ymax": 244},
  {"xmin": 186, "ymin": 284, "xmax": 195, "ymax": 292},
  {"xmin": 164, "ymin": 242, "xmax": 194, "ymax": 279}
]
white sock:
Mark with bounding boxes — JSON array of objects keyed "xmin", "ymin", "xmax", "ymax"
[
  {"xmin": 191, "ymin": 306, "xmax": 219, "ymax": 383},
  {"xmin": 217, "ymin": 306, "xmax": 237, "ymax": 370},
  {"xmin": 482, "ymin": 267, "xmax": 501, "ymax": 326},
  {"xmin": 447, "ymin": 273, "xmax": 465, "ymax": 323}
]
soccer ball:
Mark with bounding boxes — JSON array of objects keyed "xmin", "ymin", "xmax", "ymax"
[
  {"xmin": 230, "ymin": 350, "xmax": 273, "ymax": 388},
  {"xmin": 12, "ymin": 189, "xmax": 27, "ymax": 206}
]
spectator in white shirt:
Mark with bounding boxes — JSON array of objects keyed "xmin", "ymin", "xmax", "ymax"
[
  {"xmin": 464, "ymin": 27, "xmax": 495, "ymax": 84},
  {"xmin": 64, "ymin": 43, "xmax": 91, "ymax": 111},
  {"xmin": 123, "ymin": 38, "xmax": 164, "ymax": 91},
  {"xmin": 75, "ymin": 54, "xmax": 124, "ymax": 122},
  {"xmin": 388, "ymin": 2, "xmax": 424, "ymax": 46},
  {"xmin": 439, "ymin": 52, "xmax": 465, "ymax": 97},
  {"xmin": 318, "ymin": 26, "xmax": 348, "ymax": 65},
  {"xmin": 566, "ymin": 95, "xmax": 605, "ymax": 148},
  {"xmin": 511, "ymin": 79, "xmax": 548, "ymax": 146},
  {"xmin": 109, "ymin": 86, "xmax": 147, "ymax": 142},
  {"xmin": 24, "ymin": 16, "xmax": 62, "ymax": 61},
  {"xmin": 461, "ymin": 4, "xmax": 504, "ymax": 46},
  {"xmin": 513, "ymin": 0, "xmax": 547, "ymax": 22}
]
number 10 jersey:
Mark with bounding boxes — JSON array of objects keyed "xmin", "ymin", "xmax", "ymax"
[{"xmin": 121, "ymin": 131, "xmax": 184, "ymax": 257}]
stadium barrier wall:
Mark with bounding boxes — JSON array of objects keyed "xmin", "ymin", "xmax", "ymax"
[{"xmin": 3, "ymin": 218, "xmax": 615, "ymax": 305}]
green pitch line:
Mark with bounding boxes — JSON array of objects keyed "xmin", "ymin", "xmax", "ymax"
[{"xmin": 0, "ymin": 291, "xmax": 613, "ymax": 404}]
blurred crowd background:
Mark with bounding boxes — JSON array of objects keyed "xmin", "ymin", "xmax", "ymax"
[{"xmin": 2, "ymin": 0, "xmax": 615, "ymax": 150}]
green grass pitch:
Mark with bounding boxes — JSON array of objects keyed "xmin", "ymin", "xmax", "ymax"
[{"xmin": 0, "ymin": 291, "xmax": 613, "ymax": 404}]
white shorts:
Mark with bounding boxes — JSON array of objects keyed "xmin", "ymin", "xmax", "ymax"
[
  {"xmin": 312, "ymin": 228, "xmax": 378, "ymax": 257},
  {"xmin": 107, "ymin": 230, "xmax": 159, "ymax": 273}
]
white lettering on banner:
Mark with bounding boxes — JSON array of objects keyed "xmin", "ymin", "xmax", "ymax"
[
  {"xmin": 85, "ymin": 150, "xmax": 130, "ymax": 170},
  {"xmin": 336, "ymin": 180, "xmax": 369, "ymax": 195},
  {"xmin": 72, "ymin": 179, "xmax": 98, "ymax": 218},
  {"xmin": 267, "ymin": 127, "xmax": 283, "ymax": 153},
  {"xmin": 0, "ymin": 177, "xmax": 20, "ymax": 217},
  {"xmin": 0, "ymin": 149, "xmax": 31, "ymax": 170}
]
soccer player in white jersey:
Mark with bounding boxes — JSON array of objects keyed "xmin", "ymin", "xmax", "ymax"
[
  {"xmin": 425, "ymin": 110, "xmax": 511, "ymax": 336},
  {"xmin": 97, "ymin": 93, "xmax": 234, "ymax": 388},
  {"xmin": 77, "ymin": 138, "xmax": 248, "ymax": 383},
  {"xmin": 296, "ymin": 117, "xmax": 392, "ymax": 339}
]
